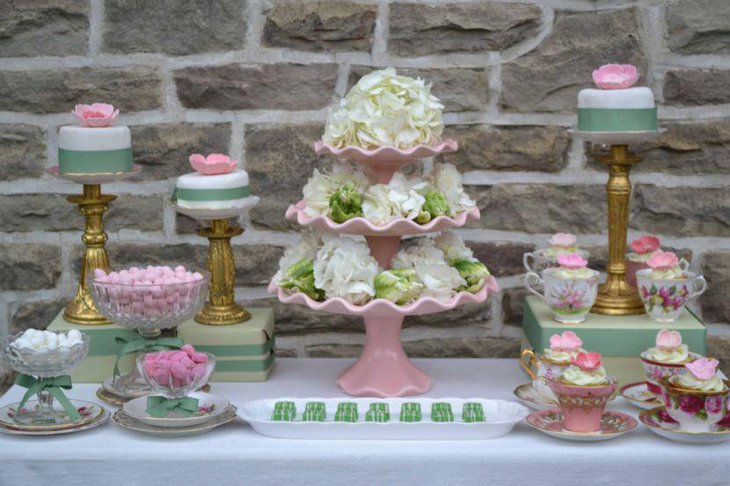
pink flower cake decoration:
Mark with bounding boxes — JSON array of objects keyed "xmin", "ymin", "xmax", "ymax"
[
  {"xmin": 557, "ymin": 253, "xmax": 588, "ymax": 269},
  {"xmin": 571, "ymin": 351, "xmax": 602, "ymax": 372},
  {"xmin": 630, "ymin": 235, "xmax": 660, "ymax": 254},
  {"xmin": 73, "ymin": 103, "xmax": 119, "ymax": 127},
  {"xmin": 646, "ymin": 250, "xmax": 679, "ymax": 270},
  {"xmin": 685, "ymin": 357, "xmax": 719, "ymax": 381},
  {"xmin": 549, "ymin": 232, "xmax": 576, "ymax": 248},
  {"xmin": 189, "ymin": 153, "xmax": 237, "ymax": 175},
  {"xmin": 655, "ymin": 329, "xmax": 682, "ymax": 351},
  {"xmin": 549, "ymin": 331, "xmax": 583, "ymax": 351},
  {"xmin": 592, "ymin": 64, "xmax": 639, "ymax": 90}
]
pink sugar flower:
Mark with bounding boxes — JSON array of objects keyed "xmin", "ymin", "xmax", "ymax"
[
  {"xmin": 592, "ymin": 64, "xmax": 639, "ymax": 90},
  {"xmin": 630, "ymin": 235, "xmax": 660, "ymax": 254},
  {"xmin": 72, "ymin": 103, "xmax": 119, "ymax": 127},
  {"xmin": 189, "ymin": 153, "xmax": 237, "ymax": 175},
  {"xmin": 549, "ymin": 232, "xmax": 576, "ymax": 247},
  {"xmin": 549, "ymin": 331, "xmax": 583, "ymax": 351},
  {"xmin": 656, "ymin": 329, "xmax": 682, "ymax": 350},
  {"xmin": 647, "ymin": 250, "xmax": 679, "ymax": 271},
  {"xmin": 557, "ymin": 253, "xmax": 588, "ymax": 269},
  {"xmin": 571, "ymin": 351, "xmax": 602, "ymax": 372},
  {"xmin": 685, "ymin": 358, "xmax": 719, "ymax": 381}
]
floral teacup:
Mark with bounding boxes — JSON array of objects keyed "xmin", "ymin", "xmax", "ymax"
[
  {"xmin": 661, "ymin": 376, "xmax": 729, "ymax": 433},
  {"xmin": 524, "ymin": 268, "xmax": 599, "ymax": 323},
  {"xmin": 640, "ymin": 351, "xmax": 700, "ymax": 396},
  {"xmin": 536, "ymin": 376, "xmax": 618, "ymax": 433},
  {"xmin": 636, "ymin": 270, "xmax": 707, "ymax": 322},
  {"xmin": 519, "ymin": 349, "xmax": 571, "ymax": 381},
  {"xmin": 523, "ymin": 248, "xmax": 591, "ymax": 275},
  {"xmin": 627, "ymin": 257, "xmax": 688, "ymax": 289}
]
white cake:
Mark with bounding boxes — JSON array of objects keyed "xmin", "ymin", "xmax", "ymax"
[
  {"xmin": 175, "ymin": 169, "xmax": 254, "ymax": 210},
  {"xmin": 58, "ymin": 125, "xmax": 133, "ymax": 174},
  {"xmin": 577, "ymin": 87, "xmax": 657, "ymax": 133}
]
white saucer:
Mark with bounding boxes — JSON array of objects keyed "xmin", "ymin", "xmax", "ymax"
[
  {"xmin": 0, "ymin": 399, "xmax": 105, "ymax": 430},
  {"xmin": 123, "ymin": 392, "xmax": 229, "ymax": 428},
  {"xmin": 640, "ymin": 407, "xmax": 730, "ymax": 445},
  {"xmin": 526, "ymin": 408, "xmax": 637, "ymax": 442},
  {"xmin": 47, "ymin": 164, "xmax": 143, "ymax": 184},
  {"xmin": 113, "ymin": 405, "xmax": 237, "ymax": 437},
  {"xmin": 513, "ymin": 383, "xmax": 555, "ymax": 410},
  {"xmin": 0, "ymin": 407, "xmax": 110, "ymax": 436},
  {"xmin": 620, "ymin": 381, "xmax": 663, "ymax": 410}
]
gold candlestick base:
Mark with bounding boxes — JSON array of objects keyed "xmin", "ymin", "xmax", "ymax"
[
  {"xmin": 591, "ymin": 144, "xmax": 645, "ymax": 316},
  {"xmin": 64, "ymin": 184, "xmax": 114, "ymax": 325},
  {"xmin": 195, "ymin": 218, "xmax": 251, "ymax": 326}
]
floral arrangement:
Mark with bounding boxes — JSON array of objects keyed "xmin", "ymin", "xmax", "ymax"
[
  {"xmin": 322, "ymin": 68, "xmax": 445, "ymax": 149},
  {"xmin": 302, "ymin": 162, "xmax": 475, "ymax": 225},
  {"xmin": 189, "ymin": 153, "xmax": 237, "ymax": 175},
  {"xmin": 73, "ymin": 103, "xmax": 119, "ymax": 127},
  {"xmin": 273, "ymin": 231, "xmax": 490, "ymax": 305}
]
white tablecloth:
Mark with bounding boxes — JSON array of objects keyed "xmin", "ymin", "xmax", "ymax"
[{"xmin": 1, "ymin": 358, "xmax": 728, "ymax": 486}]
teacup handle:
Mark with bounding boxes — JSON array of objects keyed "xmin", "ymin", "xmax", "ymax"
[
  {"xmin": 524, "ymin": 272, "xmax": 544, "ymax": 299},
  {"xmin": 533, "ymin": 377, "xmax": 558, "ymax": 405},
  {"xmin": 679, "ymin": 258, "xmax": 690, "ymax": 272},
  {"xmin": 523, "ymin": 252, "xmax": 535, "ymax": 273},
  {"xmin": 689, "ymin": 276, "xmax": 707, "ymax": 300},
  {"xmin": 520, "ymin": 349, "xmax": 539, "ymax": 380}
]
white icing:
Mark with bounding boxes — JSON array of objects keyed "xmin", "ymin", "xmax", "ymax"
[
  {"xmin": 176, "ymin": 169, "xmax": 249, "ymax": 190},
  {"xmin": 58, "ymin": 125, "xmax": 131, "ymax": 151},
  {"xmin": 578, "ymin": 87, "xmax": 655, "ymax": 109}
]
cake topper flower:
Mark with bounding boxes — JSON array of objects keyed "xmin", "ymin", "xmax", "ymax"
[
  {"xmin": 72, "ymin": 103, "xmax": 119, "ymax": 127},
  {"xmin": 646, "ymin": 250, "xmax": 679, "ymax": 271},
  {"xmin": 189, "ymin": 153, "xmax": 237, "ymax": 175},
  {"xmin": 557, "ymin": 253, "xmax": 588, "ymax": 269},
  {"xmin": 592, "ymin": 64, "xmax": 639, "ymax": 90},
  {"xmin": 685, "ymin": 358, "xmax": 719, "ymax": 381},
  {"xmin": 550, "ymin": 331, "xmax": 583, "ymax": 351},
  {"xmin": 549, "ymin": 232, "xmax": 576, "ymax": 247},
  {"xmin": 571, "ymin": 351, "xmax": 602, "ymax": 372},
  {"xmin": 656, "ymin": 329, "xmax": 682, "ymax": 350},
  {"xmin": 630, "ymin": 235, "xmax": 660, "ymax": 254}
]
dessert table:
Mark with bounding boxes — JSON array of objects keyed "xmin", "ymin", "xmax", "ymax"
[{"xmin": 0, "ymin": 358, "xmax": 727, "ymax": 485}]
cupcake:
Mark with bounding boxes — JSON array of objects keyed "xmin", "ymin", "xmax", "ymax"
[
  {"xmin": 519, "ymin": 331, "xmax": 584, "ymax": 380},
  {"xmin": 640, "ymin": 329, "xmax": 699, "ymax": 395},
  {"xmin": 626, "ymin": 235, "xmax": 660, "ymax": 287}
]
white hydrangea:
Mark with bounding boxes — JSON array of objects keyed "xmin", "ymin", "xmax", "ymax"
[
  {"xmin": 313, "ymin": 236, "xmax": 380, "ymax": 305},
  {"xmin": 414, "ymin": 263, "xmax": 466, "ymax": 302},
  {"xmin": 322, "ymin": 68, "xmax": 445, "ymax": 149},
  {"xmin": 391, "ymin": 238, "xmax": 448, "ymax": 269},
  {"xmin": 362, "ymin": 184, "xmax": 401, "ymax": 225},
  {"xmin": 302, "ymin": 163, "xmax": 369, "ymax": 217},
  {"xmin": 428, "ymin": 163, "xmax": 476, "ymax": 214},
  {"xmin": 434, "ymin": 231, "xmax": 475, "ymax": 263},
  {"xmin": 271, "ymin": 230, "xmax": 321, "ymax": 285}
]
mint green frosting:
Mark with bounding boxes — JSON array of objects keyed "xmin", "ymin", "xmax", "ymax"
[{"xmin": 578, "ymin": 107, "xmax": 657, "ymax": 132}]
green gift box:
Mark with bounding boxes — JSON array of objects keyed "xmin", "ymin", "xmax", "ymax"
[
  {"xmin": 521, "ymin": 296, "xmax": 707, "ymax": 385},
  {"xmin": 48, "ymin": 307, "xmax": 275, "ymax": 383}
]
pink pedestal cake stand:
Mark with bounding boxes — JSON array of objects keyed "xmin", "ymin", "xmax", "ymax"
[{"xmin": 271, "ymin": 140, "xmax": 498, "ymax": 397}]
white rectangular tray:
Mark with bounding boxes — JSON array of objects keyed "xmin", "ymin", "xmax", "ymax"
[{"xmin": 238, "ymin": 397, "xmax": 529, "ymax": 440}]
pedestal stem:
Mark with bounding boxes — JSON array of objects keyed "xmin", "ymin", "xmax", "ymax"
[
  {"xmin": 337, "ymin": 315, "xmax": 431, "ymax": 397},
  {"xmin": 365, "ymin": 235, "xmax": 402, "ymax": 269},
  {"xmin": 591, "ymin": 145, "xmax": 645, "ymax": 315},
  {"xmin": 64, "ymin": 184, "xmax": 115, "ymax": 325},
  {"xmin": 195, "ymin": 218, "xmax": 250, "ymax": 325}
]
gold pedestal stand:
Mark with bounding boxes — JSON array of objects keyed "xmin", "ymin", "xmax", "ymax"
[
  {"xmin": 591, "ymin": 144, "xmax": 645, "ymax": 316},
  {"xmin": 195, "ymin": 218, "xmax": 251, "ymax": 326},
  {"xmin": 64, "ymin": 184, "xmax": 115, "ymax": 325}
]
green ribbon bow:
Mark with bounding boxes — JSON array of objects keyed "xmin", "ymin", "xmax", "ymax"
[
  {"xmin": 146, "ymin": 396, "xmax": 199, "ymax": 418},
  {"xmin": 15, "ymin": 374, "xmax": 81, "ymax": 422},
  {"xmin": 113, "ymin": 330, "xmax": 184, "ymax": 377}
]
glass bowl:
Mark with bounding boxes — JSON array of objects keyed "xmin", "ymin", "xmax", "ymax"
[
  {"xmin": 88, "ymin": 270, "xmax": 210, "ymax": 338},
  {"xmin": 137, "ymin": 352, "xmax": 215, "ymax": 400}
]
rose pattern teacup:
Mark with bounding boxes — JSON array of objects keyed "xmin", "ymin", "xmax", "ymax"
[
  {"xmin": 636, "ymin": 270, "xmax": 707, "ymax": 322},
  {"xmin": 661, "ymin": 376, "xmax": 729, "ymax": 433},
  {"xmin": 640, "ymin": 351, "xmax": 701, "ymax": 396}
]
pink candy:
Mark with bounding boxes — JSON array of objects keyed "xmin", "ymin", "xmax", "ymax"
[
  {"xmin": 93, "ymin": 265, "xmax": 204, "ymax": 317},
  {"xmin": 143, "ymin": 345, "xmax": 209, "ymax": 389}
]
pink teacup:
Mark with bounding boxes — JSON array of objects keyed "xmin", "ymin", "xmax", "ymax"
[
  {"xmin": 537, "ymin": 376, "xmax": 618, "ymax": 433},
  {"xmin": 661, "ymin": 376, "xmax": 729, "ymax": 433}
]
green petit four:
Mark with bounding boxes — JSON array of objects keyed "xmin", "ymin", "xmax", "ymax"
[
  {"xmin": 302, "ymin": 402, "xmax": 326, "ymax": 422},
  {"xmin": 272, "ymin": 401, "xmax": 297, "ymax": 421},
  {"xmin": 399, "ymin": 402, "xmax": 422, "ymax": 423},
  {"xmin": 462, "ymin": 402, "xmax": 486, "ymax": 423},
  {"xmin": 334, "ymin": 402, "xmax": 358, "ymax": 422},
  {"xmin": 431, "ymin": 402, "xmax": 454, "ymax": 423},
  {"xmin": 365, "ymin": 403, "xmax": 390, "ymax": 423}
]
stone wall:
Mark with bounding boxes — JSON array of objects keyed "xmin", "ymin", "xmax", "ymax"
[{"xmin": 1, "ymin": 0, "xmax": 729, "ymax": 371}]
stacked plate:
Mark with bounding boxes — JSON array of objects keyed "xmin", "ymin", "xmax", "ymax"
[
  {"xmin": 113, "ymin": 392, "xmax": 237, "ymax": 436},
  {"xmin": 0, "ymin": 399, "xmax": 110, "ymax": 436}
]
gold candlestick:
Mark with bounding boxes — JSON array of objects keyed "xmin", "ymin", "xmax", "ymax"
[
  {"xmin": 64, "ymin": 184, "xmax": 115, "ymax": 325},
  {"xmin": 591, "ymin": 144, "xmax": 645, "ymax": 316},
  {"xmin": 195, "ymin": 218, "xmax": 251, "ymax": 325}
]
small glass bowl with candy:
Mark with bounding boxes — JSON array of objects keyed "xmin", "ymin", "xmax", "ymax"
[
  {"xmin": 137, "ymin": 346, "xmax": 215, "ymax": 419},
  {"xmin": 1, "ymin": 329, "xmax": 90, "ymax": 425}
]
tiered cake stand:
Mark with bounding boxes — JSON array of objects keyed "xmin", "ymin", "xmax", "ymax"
[
  {"xmin": 47, "ymin": 165, "xmax": 143, "ymax": 325},
  {"xmin": 269, "ymin": 141, "xmax": 499, "ymax": 397},
  {"xmin": 175, "ymin": 200, "xmax": 259, "ymax": 326}
]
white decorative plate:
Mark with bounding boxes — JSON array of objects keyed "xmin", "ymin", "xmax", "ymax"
[
  {"xmin": 0, "ymin": 407, "xmax": 110, "ymax": 436},
  {"xmin": 113, "ymin": 405, "xmax": 237, "ymax": 437},
  {"xmin": 239, "ymin": 397, "xmax": 529, "ymax": 440},
  {"xmin": 513, "ymin": 383, "xmax": 556, "ymax": 411},
  {"xmin": 123, "ymin": 392, "xmax": 230, "ymax": 428},
  {"xmin": 620, "ymin": 381, "xmax": 663, "ymax": 410},
  {"xmin": 0, "ymin": 399, "xmax": 105, "ymax": 430},
  {"xmin": 640, "ymin": 407, "xmax": 730, "ymax": 445}
]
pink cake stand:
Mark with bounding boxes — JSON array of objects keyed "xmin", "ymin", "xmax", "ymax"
[{"xmin": 272, "ymin": 140, "xmax": 499, "ymax": 397}]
